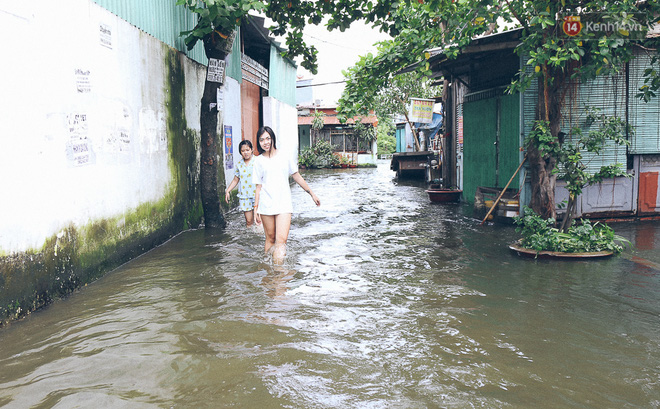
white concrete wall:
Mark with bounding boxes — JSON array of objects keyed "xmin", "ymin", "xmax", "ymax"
[
  {"xmin": 263, "ymin": 97, "xmax": 299, "ymax": 162},
  {"xmin": 221, "ymin": 77, "xmax": 242, "ymax": 184},
  {"xmin": 0, "ymin": 0, "xmax": 206, "ymax": 253}
]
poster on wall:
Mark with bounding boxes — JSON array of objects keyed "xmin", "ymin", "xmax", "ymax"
[
  {"xmin": 99, "ymin": 23, "xmax": 112, "ymax": 49},
  {"xmin": 409, "ymin": 98, "xmax": 434, "ymax": 123},
  {"xmin": 224, "ymin": 125, "xmax": 233, "ymax": 170},
  {"xmin": 75, "ymin": 69, "xmax": 91, "ymax": 93},
  {"xmin": 65, "ymin": 113, "xmax": 95, "ymax": 167},
  {"xmin": 207, "ymin": 58, "xmax": 226, "ymax": 84}
]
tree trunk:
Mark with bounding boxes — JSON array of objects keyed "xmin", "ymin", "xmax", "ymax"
[
  {"xmin": 528, "ymin": 66, "xmax": 563, "ymax": 221},
  {"xmin": 527, "ymin": 142, "xmax": 557, "ymax": 220},
  {"xmin": 199, "ymin": 34, "xmax": 230, "ymax": 229},
  {"xmin": 200, "ymin": 79, "xmax": 225, "ymax": 229}
]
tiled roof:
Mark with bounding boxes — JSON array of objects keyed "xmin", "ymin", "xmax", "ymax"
[{"xmin": 298, "ymin": 115, "xmax": 378, "ymax": 126}]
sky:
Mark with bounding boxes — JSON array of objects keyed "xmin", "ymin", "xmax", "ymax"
[{"xmin": 293, "ymin": 21, "xmax": 392, "ymax": 105}]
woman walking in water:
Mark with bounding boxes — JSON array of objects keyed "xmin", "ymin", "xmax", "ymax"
[{"xmin": 253, "ymin": 126, "xmax": 320, "ymax": 264}]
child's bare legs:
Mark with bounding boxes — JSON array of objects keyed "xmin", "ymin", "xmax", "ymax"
[
  {"xmin": 243, "ymin": 209, "xmax": 255, "ymax": 227},
  {"xmin": 260, "ymin": 213, "xmax": 291, "ymax": 265}
]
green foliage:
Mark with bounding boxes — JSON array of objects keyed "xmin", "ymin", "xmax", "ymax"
[
  {"xmin": 176, "ymin": 0, "xmax": 264, "ymax": 50},
  {"xmin": 637, "ymin": 55, "xmax": 660, "ymax": 103},
  {"xmin": 339, "ymin": 68, "xmax": 436, "ymax": 122},
  {"xmin": 311, "ymin": 109, "xmax": 326, "ymax": 130},
  {"xmin": 551, "ymin": 108, "xmax": 631, "ymax": 199},
  {"xmin": 176, "ymin": 1, "xmax": 660, "ymax": 94},
  {"xmin": 376, "ymin": 121, "xmax": 396, "ymax": 154},
  {"xmin": 352, "ymin": 121, "xmax": 376, "ymax": 143},
  {"xmin": 514, "ymin": 207, "xmax": 629, "ymax": 254},
  {"xmin": 313, "ymin": 139, "xmax": 334, "ymax": 158},
  {"xmin": 525, "ymin": 120, "xmax": 561, "ymax": 159},
  {"xmin": 298, "ymin": 139, "xmax": 335, "ymax": 168},
  {"xmin": 524, "ymin": 106, "xmax": 632, "ymax": 230},
  {"xmin": 298, "ymin": 146, "xmax": 315, "ymax": 168}
]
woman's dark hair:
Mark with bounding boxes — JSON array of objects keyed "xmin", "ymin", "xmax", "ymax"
[
  {"xmin": 256, "ymin": 126, "xmax": 277, "ymax": 155},
  {"xmin": 238, "ymin": 139, "xmax": 252, "ymax": 151}
]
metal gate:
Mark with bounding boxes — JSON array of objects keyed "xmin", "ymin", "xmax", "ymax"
[{"xmin": 462, "ymin": 88, "xmax": 520, "ymax": 203}]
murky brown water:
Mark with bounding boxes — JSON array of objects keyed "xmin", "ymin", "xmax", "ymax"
[{"xmin": 2, "ymin": 161, "xmax": 660, "ymax": 408}]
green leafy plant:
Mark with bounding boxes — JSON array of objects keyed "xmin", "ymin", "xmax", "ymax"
[
  {"xmin": 524, "ymin": 107, "xmax": 632, "ymax": 232},
  {"xmin": 298, "ymin": 140, "xmax": 335, "ymax": 168},
  {"xmin": 311, "ymin": 109, "xmax": 326, "ymax": 131},
  {"xmin": 514, "ymin": 207, "xmax": 629, "ymax": 254},
  {"xmin": 298, "ymin": 147, "xmax": 315, "ymax": 168},
  {"xmin": 353, "ymin": 121, "xmax": 376, "ymax": 144},
  {"xmin": 331, "ymin": 153, "xmax": 341, "ymax": 167}
]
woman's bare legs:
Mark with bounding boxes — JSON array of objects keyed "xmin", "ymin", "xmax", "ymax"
[{"xmin": 260, "ymin": 213, "xmax": 292, "ymax": 264}]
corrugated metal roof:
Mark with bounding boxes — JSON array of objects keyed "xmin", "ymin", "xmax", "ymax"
[{"xmin": 92, "ymin": 0, "xmax": 207, "ymax": 64}]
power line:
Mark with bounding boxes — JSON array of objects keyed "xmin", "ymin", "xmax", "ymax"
[
  {"xmin": 304, "ymin": 33, "xmax": 377, "ymax": 52},
  {"xmin": 296, "ymin": 80, "xmax": 346, "ymax": 88}
]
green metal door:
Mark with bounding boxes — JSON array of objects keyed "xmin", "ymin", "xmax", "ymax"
[{"xmin": 463, "ymin": 90, "xmax": 520, "ymax": 202}]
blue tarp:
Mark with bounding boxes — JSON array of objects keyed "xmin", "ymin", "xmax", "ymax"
[{"xmin": 414, "ymin": 112, "xmax": 443, "ymax": 140}]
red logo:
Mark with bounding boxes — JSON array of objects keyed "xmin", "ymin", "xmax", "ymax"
[{"xmin": 563, "ymin": 16, "xmax": 582, "ymax": 36}]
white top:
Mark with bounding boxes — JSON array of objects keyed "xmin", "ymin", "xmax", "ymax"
[{"xmin": 252, "ymin": 150, "xmax": 298, "ymax": 215}]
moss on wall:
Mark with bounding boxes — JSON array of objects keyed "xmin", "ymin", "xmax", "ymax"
[{"xmin": 0, "ymin": 46, "xmax": 205, "ymax": 326}]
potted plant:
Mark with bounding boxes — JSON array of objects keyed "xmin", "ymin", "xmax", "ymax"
[
  {"xmin": 331, "ymin": 153, "xmax": 341, "ymax": 168},
  {"xmin": 298, "ymin": 147, "xmax": 314, "ymax": 169},
  {"xmin": 511, "ymin": 207, "xmax": 629, "ymax": 259},
  {"xmin": 311, "ymin": 139, "xmax": 334, "ymax": 168}
]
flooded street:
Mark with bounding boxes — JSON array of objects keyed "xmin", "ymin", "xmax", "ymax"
[{"xmin": 2, "ymin": 161, "xmax": 660, "ymax": 408}]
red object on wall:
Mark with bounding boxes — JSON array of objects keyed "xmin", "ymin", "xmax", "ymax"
[{"xmin": 638, "ymin": 171, "xmax": 659, "ymax": 214}]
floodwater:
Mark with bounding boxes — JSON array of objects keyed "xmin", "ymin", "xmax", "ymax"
[{"xmin": 2, "ymin": 161, "xmax": 660, "ymax": 408}]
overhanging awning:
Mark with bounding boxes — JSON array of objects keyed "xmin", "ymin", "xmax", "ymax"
[{"xmin": 397, "ymin": 28, "xmax": 523, "ymax": 77}]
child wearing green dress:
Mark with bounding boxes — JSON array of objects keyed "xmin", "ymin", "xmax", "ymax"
[{"xmin": 225, "ymin": 140, "xmax": 259, "ymax": 227}]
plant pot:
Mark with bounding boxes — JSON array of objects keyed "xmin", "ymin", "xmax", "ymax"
[{"xmin": 508, "ymin": 242, "xmax": 613, "ymax": 259}]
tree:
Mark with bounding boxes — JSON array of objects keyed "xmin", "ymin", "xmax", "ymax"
[
  {"xmin": 340, "ymin": 71, "xmax": 436, "ymax": 150},
  {"xmin": 337, "ymin": 0, "xmax": 660, "ymax": 220},
  {"xmin": 525, "ymin": 110, "xmax": 631, "ymax": 233},
  {"xmin": 311, "ymin": 108, "xmax": 326, "ymax": 145}
]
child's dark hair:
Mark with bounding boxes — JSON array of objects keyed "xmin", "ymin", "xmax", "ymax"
[
  {"xmin": 256, "ymin": 126, "xmax": 277, "ymax": 155},
  {"xmin": 238, "ymin": 139, "xmax": 252, "ymax": 151}
]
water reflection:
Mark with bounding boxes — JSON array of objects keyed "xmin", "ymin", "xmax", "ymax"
[{"xmin": 2, "ymin": 162, "xmax": 660, "ymax": 408}]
